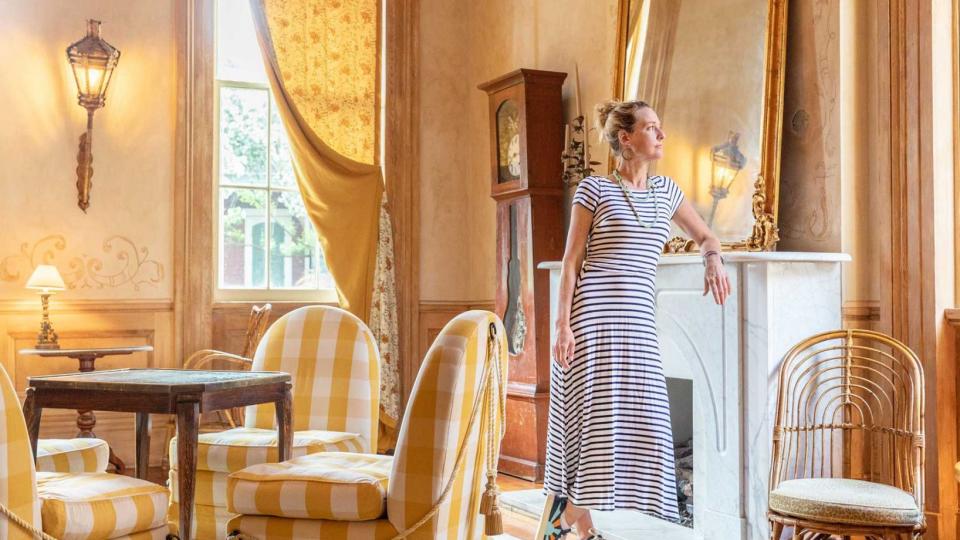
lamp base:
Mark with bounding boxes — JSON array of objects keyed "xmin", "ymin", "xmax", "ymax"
[{"xmin": 35, "ymin": 299, "xmax": 60, "ymax": 350}]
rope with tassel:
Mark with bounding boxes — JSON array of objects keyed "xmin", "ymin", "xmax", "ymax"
[
  {"xmin": 228, "ymin": 321, "xmax": 506, "ymax": 540},
  {"xmin": 389, "ymin": 321, "xmax": 506, "ymax": 538},
  {"xmin": 0, "ymin": 501, "xmax": 57, "ymax": 540}
]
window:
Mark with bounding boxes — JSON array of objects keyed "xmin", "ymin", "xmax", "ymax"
[{"xmin": 214, "ymin": 0, "xmax": 334, "ymax": 300}]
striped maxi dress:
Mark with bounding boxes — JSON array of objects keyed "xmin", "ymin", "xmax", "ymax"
[{"xmin": 544, "ymin": 174, "xmax": 684, "ymax": 521}]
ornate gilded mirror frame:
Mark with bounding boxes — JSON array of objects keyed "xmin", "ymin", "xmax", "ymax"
[{"xmin": 613, "ymin": 0, "xmax": 788, "ymax": 252}]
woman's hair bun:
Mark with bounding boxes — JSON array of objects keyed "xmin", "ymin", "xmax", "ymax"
[{"xmin": 595, "ymin": 100, "xmax": 619, "ymax": 131}]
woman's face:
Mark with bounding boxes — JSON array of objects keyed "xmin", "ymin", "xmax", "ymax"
[{"xmin": 619, "ymin": 106, "xmax": 665, "ymax": 161}]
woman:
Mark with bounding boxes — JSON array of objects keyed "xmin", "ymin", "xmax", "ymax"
[{"xmin": 541, "ymin": 100, "xmax": 731, "ymax": 539}]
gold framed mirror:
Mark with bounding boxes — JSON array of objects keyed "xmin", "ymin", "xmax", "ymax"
[{"xmin": 613, "ymin": 0, "xmax": 788, "ymax": 252}]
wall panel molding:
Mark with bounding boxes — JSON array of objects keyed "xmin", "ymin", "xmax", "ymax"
[
  {"xmin": 174, "ymin": 0, "xmax": 216, "ymax": 364},
  {"xmin": 0, "ymin": 300, "xmax": 174, "ymax": 467},
  {"xmin": 385, "ymin": 0, "xmax": 420, "ymax": 409}
]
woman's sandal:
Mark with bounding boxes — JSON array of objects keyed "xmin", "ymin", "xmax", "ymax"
[{"xmin": 581, "ymin": 528, "xmax": 607, "ymax": 539}]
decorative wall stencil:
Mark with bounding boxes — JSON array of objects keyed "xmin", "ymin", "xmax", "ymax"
[
  {"xmin": 0, "ymin": 235, "xmax": 66, "ymax": 282},
  {"xmin": 0, "ymin": 235, "xmax": 164, "ymax": 291}
]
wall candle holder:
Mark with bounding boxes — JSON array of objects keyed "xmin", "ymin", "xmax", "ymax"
[{"xmin": 66, "ymin": 19, "xmax": 120, "ymax": 213}]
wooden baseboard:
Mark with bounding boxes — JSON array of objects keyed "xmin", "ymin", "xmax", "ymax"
[
  {"xmin": 842, "ymin": 300, "xmax": 881, "ymax": 324},
  {"xmin": 498, "ymin": 454, "xmax": 544, "ymax": 482}
]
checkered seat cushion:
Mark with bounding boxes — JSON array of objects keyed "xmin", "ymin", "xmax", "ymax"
[
  {"xmin": 169, "ymin": 427, "xmax": 364, "ymax": 473},
  {"xmin": 228, "ymin": 452, "xmax": 392, "ymax": 521},
  {"xmin": 36, "ymin": 438, "xmax": 110, "ymax": 473},
  {"xmin": 37, "ymin": 472, "xmax": 169, "ymax": 540}
]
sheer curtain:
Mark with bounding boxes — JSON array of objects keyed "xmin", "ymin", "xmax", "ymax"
[{"xmin": 249, "ymin": 0, "xmax": 400, "ymax": 449}]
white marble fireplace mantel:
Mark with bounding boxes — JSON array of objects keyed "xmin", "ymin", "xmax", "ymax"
[{"xmin": 538, "ymin": 252, "xmax": 850, "ymax": 540}]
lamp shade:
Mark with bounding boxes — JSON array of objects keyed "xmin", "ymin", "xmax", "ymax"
[
  {"xmin": 26, "ymin": 265, "xmax": 66, "ymax": 292},
  {"xmin": 66, "ymin": 20, "xmax": 121, "ymax": 110}
]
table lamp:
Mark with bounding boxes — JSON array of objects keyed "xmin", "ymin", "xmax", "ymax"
[{"xmin": 26, "ymin": 265, "xmax": 66, "ymax": 349}]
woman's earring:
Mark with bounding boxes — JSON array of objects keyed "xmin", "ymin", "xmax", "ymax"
[{"xmin": 621, "ymin": 146, "xmax": 635, "ymax": 161}]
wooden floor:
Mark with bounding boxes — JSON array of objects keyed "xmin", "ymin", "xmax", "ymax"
[{"xmin": 499, "ymin": 475, "xmax": 544, "ymax": 539}]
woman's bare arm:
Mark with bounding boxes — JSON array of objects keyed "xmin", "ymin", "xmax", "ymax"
[{"xmin": 552, "ymin": 204, "xmax": 592, "ymax": 369}]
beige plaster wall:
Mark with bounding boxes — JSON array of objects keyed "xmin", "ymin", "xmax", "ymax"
[
  {"xmin": 419, "ymin": 0, "xmax": 619, "ymax": 301},
  {"xmin": 0, "ymin": 1, "xmax": 176, "ymax": 302},
  {"xmin": 778, "ymin": 0, "xmax": 842, "ymax": 253}
]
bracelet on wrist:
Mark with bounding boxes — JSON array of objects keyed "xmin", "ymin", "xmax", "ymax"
[{"xmin": 702, "ymin": 250, "xmax": 724, "ymax": 266}]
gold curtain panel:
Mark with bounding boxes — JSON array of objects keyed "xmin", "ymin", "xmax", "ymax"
[
  {"xmin": 250, "ymin": 0, "xmax": 383, "ymax": 319},
  {"xmin": 263, "ymin": 0, "xmax": 379, "ymax": 164}
]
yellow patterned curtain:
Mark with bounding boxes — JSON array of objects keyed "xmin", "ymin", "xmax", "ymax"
[
  {"xmin": 249, "ymin": 0, "xmax": 382, "ymax": 318},
  {"xmin": 250, "ymin": 0, "xmax": 401, "ymax": 449}
]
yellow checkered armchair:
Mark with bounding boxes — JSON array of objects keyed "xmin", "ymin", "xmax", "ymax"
[
  {"xmin": 224, "ymin": 310, "xmax": 508, "ymax": 540},
  {"xmin": 0, "ymin": 363, "xmax": 170, "ymax": 540},
  {"xmin": 169, "ymin": 305, "xmax": 381, "ymax": 539}
]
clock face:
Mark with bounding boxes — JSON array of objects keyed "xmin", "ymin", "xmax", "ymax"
[{"xmin": 496, "ymin": 100, "xmax": 521, "ymax": 183}]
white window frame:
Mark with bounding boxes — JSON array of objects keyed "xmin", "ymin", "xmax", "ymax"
[{"xmin": 212, "ymin": 8, "xmax": 336, "ymax": 303}]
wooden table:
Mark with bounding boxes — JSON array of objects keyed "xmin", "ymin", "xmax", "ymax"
[
  {"xmin": 19, "ymin": 345, "xmax": 154, "ymax": 472},
  {"xmin": 23, "ymin": 368, "xmax": 292, "ymax": 540}
]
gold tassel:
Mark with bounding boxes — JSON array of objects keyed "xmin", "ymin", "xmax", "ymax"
[
  {"xmin": 479, "ymin": 473, "xmax": 498, "ymax": 514},
  {"xmin": 484, "ymin": 503, "xmax": 503, "ymax": 536},
  {"xmin": 480, "ymin": 472, "xmax": 503, "ymax": 535}
]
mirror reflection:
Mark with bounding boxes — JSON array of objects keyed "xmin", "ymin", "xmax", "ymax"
[{"xmin": 621, "ymin": 0, "xmax": 769, "ymax": 243}]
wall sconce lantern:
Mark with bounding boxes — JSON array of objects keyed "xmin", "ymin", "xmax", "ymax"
[
  {"xmin": 707, "ymin": 131, "xmax": 746, "ymax": 227},
  {"xmin": 66, "ymin": 19, "xmax": 120, "ymax": 213}
]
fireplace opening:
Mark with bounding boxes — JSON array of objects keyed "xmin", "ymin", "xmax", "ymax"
[{"xmin": 666, "ymin": 376, "xmax": 694, "ymax": 528}]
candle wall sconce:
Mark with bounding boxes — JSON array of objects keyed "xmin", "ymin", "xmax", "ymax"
[
  {"xmin": 66, "ymin": 20, "xmax": 120, "ymax": 213},
  {"xmin": 708, "ymin": 131, "xmax": 746, "ymax": 227}
]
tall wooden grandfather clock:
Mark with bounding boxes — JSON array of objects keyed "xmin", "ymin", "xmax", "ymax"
[{"xmin": 478, "ymin": 69, "xmax": 566, "ymax": 481}]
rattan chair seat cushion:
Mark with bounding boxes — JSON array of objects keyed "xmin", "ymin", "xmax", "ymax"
[{"xmin": 769, "ymin": 478, "xmax": 921, "ymax": 526}]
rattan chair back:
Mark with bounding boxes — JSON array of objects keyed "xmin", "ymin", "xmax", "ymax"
[{"xmin": 770, "ymin": 329, "xmax": 925, "ymax": 511}]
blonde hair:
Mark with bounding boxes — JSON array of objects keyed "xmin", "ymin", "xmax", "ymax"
[{"xmin": 595, "ymin": 99, "xmax": 651, "ymax": 156}]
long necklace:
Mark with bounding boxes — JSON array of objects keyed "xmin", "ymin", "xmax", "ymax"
[{"xmin": 613, "ymin": 169, "xmax": 659, "ymax": 228}]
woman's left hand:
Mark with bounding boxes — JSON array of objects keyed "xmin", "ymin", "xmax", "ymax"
[{"xmin": 702, "ymin": 256, "xmax": 731, "ymax": 305}]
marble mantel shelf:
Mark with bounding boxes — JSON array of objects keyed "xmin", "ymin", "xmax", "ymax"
[
  {"xmin": 537, "ymin": 252, "xmax": 847, "ymax": 539},
  {"xmin": 537, "ymin": 251, "xmax": 851, "ymax": 271}
]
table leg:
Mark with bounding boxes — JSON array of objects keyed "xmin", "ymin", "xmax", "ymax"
[
  {"xmin": 74, "ymin": 352, "xmax": 127, "ymax": 473},
  {"xmin": 275, "ymin": 382, "xmax": 293, "ymax": 462},
  {"xmin": 136, "ymin": 412, "xmax": 151, "ymax": 480},
  {"xmin": 176, "ymin": 399, "xmax": 199, "ymax": 540},
  {"xmin": 22, "ymin": 388, "xmax": 41, "ymax": 461},
  {"xmin": 76, "ymin": 354, "xmax": 98, "ymax": 438}
]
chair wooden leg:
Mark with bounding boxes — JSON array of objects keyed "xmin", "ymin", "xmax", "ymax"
[
  {"xmin": 770, "ymin": 520, "xmax": 785, "ymax": 540},
  {"xmin": 791, "ymin": 526, "xmax": 802, "ymax": 540}
]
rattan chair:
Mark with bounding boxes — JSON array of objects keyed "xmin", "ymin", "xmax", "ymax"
[
  {"xmin": 768, "ymin": 329, "xmax": 925, "ymax": 540},
  {"xmin": 182, "ymin": 303, "xmax": 272, "ymax": 428},
  {"xmin": 160, "ymin": 304, "xmax": 271, "ymax": 470}
]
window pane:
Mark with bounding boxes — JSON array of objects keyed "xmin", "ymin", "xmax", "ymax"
[
  {"xmin": 221, "ymin": 188, "xmax": 267, "ymax": 288},
  {"xmin": 220, "ymin": 87, "xmax": 268, "ymax": 186},
  {"xmin": 270, "ymin": 105, "xmax": 297, "ymax": 189},
  {"xmin": 216, "ymin": 0, "xmax": 267, "ymax": 84},
  {"xmin": 269, "ymin": 191, "xmax": 318, "ymax": 289}
]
